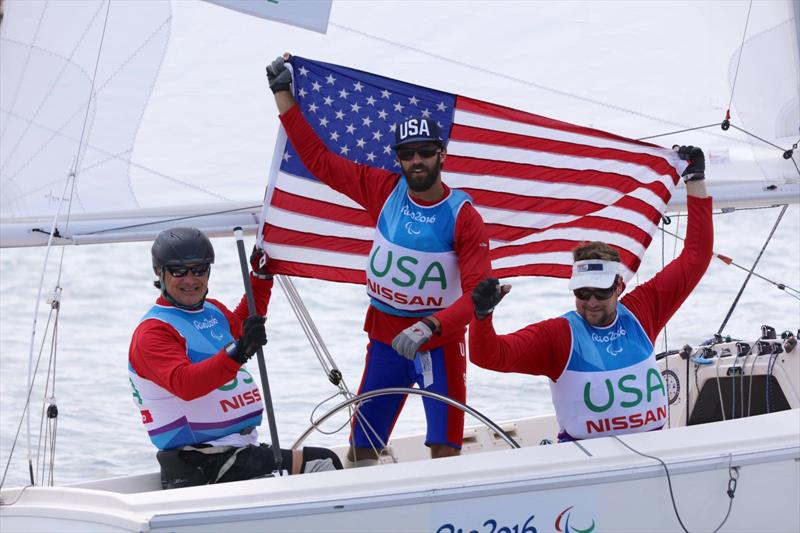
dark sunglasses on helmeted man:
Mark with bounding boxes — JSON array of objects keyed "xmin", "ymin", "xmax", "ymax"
[
  {"xmin": 573, "ymin": 282, "xmax": 616, "ymax": 301},
  {"xmin": 396, "ymin": 145, "xmax": 442, "ymax": 161},
  {"xmin": 165, "ymin": 263, "xmax": 211, "ymax": 278}
]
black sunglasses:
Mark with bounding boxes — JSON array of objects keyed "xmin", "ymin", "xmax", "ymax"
[
  {"xmin": 165, "ymin": 263, "xmax": 210, "ymax": 278},
  {"xmin": 573, "ymin": 282, "xmax": 616, "ymax": 301},
  {"xmin": 396, "ymin": 146, "xmax": 441, "ymax": 161}
]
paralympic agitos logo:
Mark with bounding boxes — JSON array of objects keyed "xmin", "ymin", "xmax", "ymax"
[{"xmin": 555, "ymin": 505, "xmax": 596, "ymax": 533}]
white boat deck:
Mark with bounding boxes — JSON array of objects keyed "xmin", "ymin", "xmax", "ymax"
[
  {"xmin": 2, "ymin": 409, "xmax": 798, "ymax": 532},
  {"xmin": 2, "ymin": 345, "xmax": 799, "ymax": 532}
]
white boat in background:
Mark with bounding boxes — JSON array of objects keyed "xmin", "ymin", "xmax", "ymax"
[{"xmin": 1, "ymin": 0, "xmax": 798, "ymax": 531}]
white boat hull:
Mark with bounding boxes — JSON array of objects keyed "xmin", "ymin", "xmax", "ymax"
[{"xmin": 2, "ymin": 409, "xmax": 798, "ymax": 533}]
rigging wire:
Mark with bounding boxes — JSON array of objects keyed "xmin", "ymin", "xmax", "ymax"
[
  {"xmin": 331, "ymin": 20, "xmax": 790, "ymax": 156},
  {"xmin": 717, "ymin": 204, "xmax": 790, "ymax": 335},
  {"xmin": 637, "ymin": 122, "xmax": 799, "ymax": 178},
  {"xmin": 274, "ymin": 274, "xmax": 398, "ymax": 463},
  {"xmin": 1, "ymin": 300, "xmax": 59, "ymax": 491},
  {"xmin": 657, "ymin": 216, "xmax": 799, "ymax": 301},
  {"xmin": 726, "ymin": 0, "xmax": 754, "ymax": 117},
  {"xmin": 729, "ymin": 124, "xmax": 794, "ymax": 153},
  {"xmin": 275, "ymin": 275, "xmax": 351, "ymax": 392},
  {"xmin": 34, "ymin": 295, "xmax": 59, "ymax": 485},
  {"xmin": 636, "ymin": 123, "xmax": 722, "ymax": 141},
  {"xmin": 18, "ymin": 0, "xmax": 113, "ymax": 487},
  {"xmin": 659, "ymin": 209, "xmax": 683, "ymax": 428}
]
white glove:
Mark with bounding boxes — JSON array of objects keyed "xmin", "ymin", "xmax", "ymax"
[{"xmin": 391, "ymin": 321, "xmax": 433, "ymax": 360}]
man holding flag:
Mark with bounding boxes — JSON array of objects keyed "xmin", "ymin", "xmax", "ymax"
[
  {"xmin": 468, "ymin": 146, "xmax": 713, "ymax": 442},
  {"xmin": 266, "ymin": 55, "xmax": 492, "ymax": 464}
]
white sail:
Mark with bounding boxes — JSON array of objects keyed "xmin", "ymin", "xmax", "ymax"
[{"xmin": 1, "ymin": 0, "xmax": 797, "ymax": 248}]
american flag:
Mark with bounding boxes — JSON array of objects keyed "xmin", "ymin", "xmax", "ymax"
[{"xmin": 259, "ymin": 56, "xmax": 682, "ymax": 284}]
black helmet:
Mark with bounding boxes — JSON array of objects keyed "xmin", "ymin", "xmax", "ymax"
[{"xmin": 151, "ymin": 227, "xmax": 215, "ymax": 269}]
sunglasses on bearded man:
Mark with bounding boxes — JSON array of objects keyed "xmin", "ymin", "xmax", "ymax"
[
  {"xmin": 573, "ymin": 281, "xmax": 617, "ymax": 301},
  {"xmin": 395, "ymin": 145, "xmax": 442, "ymax": 161}
]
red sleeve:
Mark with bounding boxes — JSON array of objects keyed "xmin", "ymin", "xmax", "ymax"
[
  {"xmin": 129, "ymin": 318, "xmax": 241, "ymax": 401},
  {"xmin": 429, "ymin": 203, "xmax": 492, "ymax": 340},
  {"xmin": 622, "ymin": 195, "xmax": 714, "ymax": 341},
  {"xmin": 228, "ymin": 274, "xmax": 274, "ymax": 327},
  {"xmin": 280, "ymin": 105, "xmax": 398, "ymax": 219},
  {"xmin": 468, "ymin": 315, "xmax": 571, "ymax": 381}
]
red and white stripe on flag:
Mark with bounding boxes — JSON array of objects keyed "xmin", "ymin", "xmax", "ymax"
[{"xmin": 259, "ymin": 57, "xmax": 682, "ymax": 285}]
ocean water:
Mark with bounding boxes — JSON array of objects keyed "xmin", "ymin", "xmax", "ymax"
[{"xmin": 1, "ymin": 205, "xmax": 798, "ymax": 488}]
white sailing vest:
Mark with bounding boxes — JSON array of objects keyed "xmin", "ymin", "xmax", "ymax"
[
  {"xmin": 366, "ymin": 179, "xmax": 471, "ymax": 317},
  {"xmin": 129, "ymin": 302, "xmax": 263, "ymax": 450},
  {"xmin": 549, "ymin": 303, "xmax": 668, "ymax": 440}
]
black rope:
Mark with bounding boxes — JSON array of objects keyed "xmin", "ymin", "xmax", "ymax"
[{"xmin": 613, "ymin": 436, "xmax": 738, "ymax": 533}]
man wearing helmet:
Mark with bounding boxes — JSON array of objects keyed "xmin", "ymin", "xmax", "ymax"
[
  {"xmin": 266, "ymin": 56, "xmax": 492, "ymax": 465},
  {"xmin": 129, "ymin": 227, "xmax": 342, "ymax": 489}
]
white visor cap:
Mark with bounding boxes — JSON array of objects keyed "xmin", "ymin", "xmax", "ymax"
[{"xmin": 568, "ymin": 259, "xmax": 620, "ymax": 290}]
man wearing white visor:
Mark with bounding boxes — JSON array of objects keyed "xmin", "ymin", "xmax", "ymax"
[{"xmin": 468, "ymin": 146, "xmax": 712, "ymax": 441}]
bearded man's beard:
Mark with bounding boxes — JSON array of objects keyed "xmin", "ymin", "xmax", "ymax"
[{"xmin": 405, "ymin": 157, "xmax": 441, "ymax": 192}]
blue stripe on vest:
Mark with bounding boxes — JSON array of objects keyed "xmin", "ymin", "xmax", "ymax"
[
  {"xmin": 562, "ymin": 303, "xmax": 653, "ymax": 372},
  {"xmin": 140, "ymin": 302, "xmax": 234, "ymax": 363},
  {"xmin": 375, "ymin": 179, "xmax": 471, "ymax": 253}
]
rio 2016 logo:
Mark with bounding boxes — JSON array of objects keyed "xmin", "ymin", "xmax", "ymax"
[{"xmin": 555, "ymin": 506, "xmax": 595, "ymax": 533}]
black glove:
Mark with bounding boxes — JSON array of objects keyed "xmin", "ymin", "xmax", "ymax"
[
  {"xmin": 227, "ymin": 315, "xmax": 267, "ymax": 364},
  {"xmin": 266, "ymin": 56, "xmax": 292, "ymax": 94},
  {"xmin": 674, "ymin": 145, "xmax": 705, "ymax": 182},
  {"xmin": 250, "ymin": 246, "xmax": 272, "ymax": 280},
  {"xmin": 472, "ymin": 278, "xmax": 504, "ymax": 319}
]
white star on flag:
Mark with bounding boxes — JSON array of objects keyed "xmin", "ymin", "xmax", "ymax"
[{"xmin": 261, "ymin": 56, "xmax": 682, "ymax": 284}]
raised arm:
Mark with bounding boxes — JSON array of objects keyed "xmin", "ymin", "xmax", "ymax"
[
  {"xmin": 267, "ymin": 54, "xmax": 396, "ymax": 217},
  {"xmin": 622, "ymin": 146, "xmax": 713, "ymax": 339}
]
